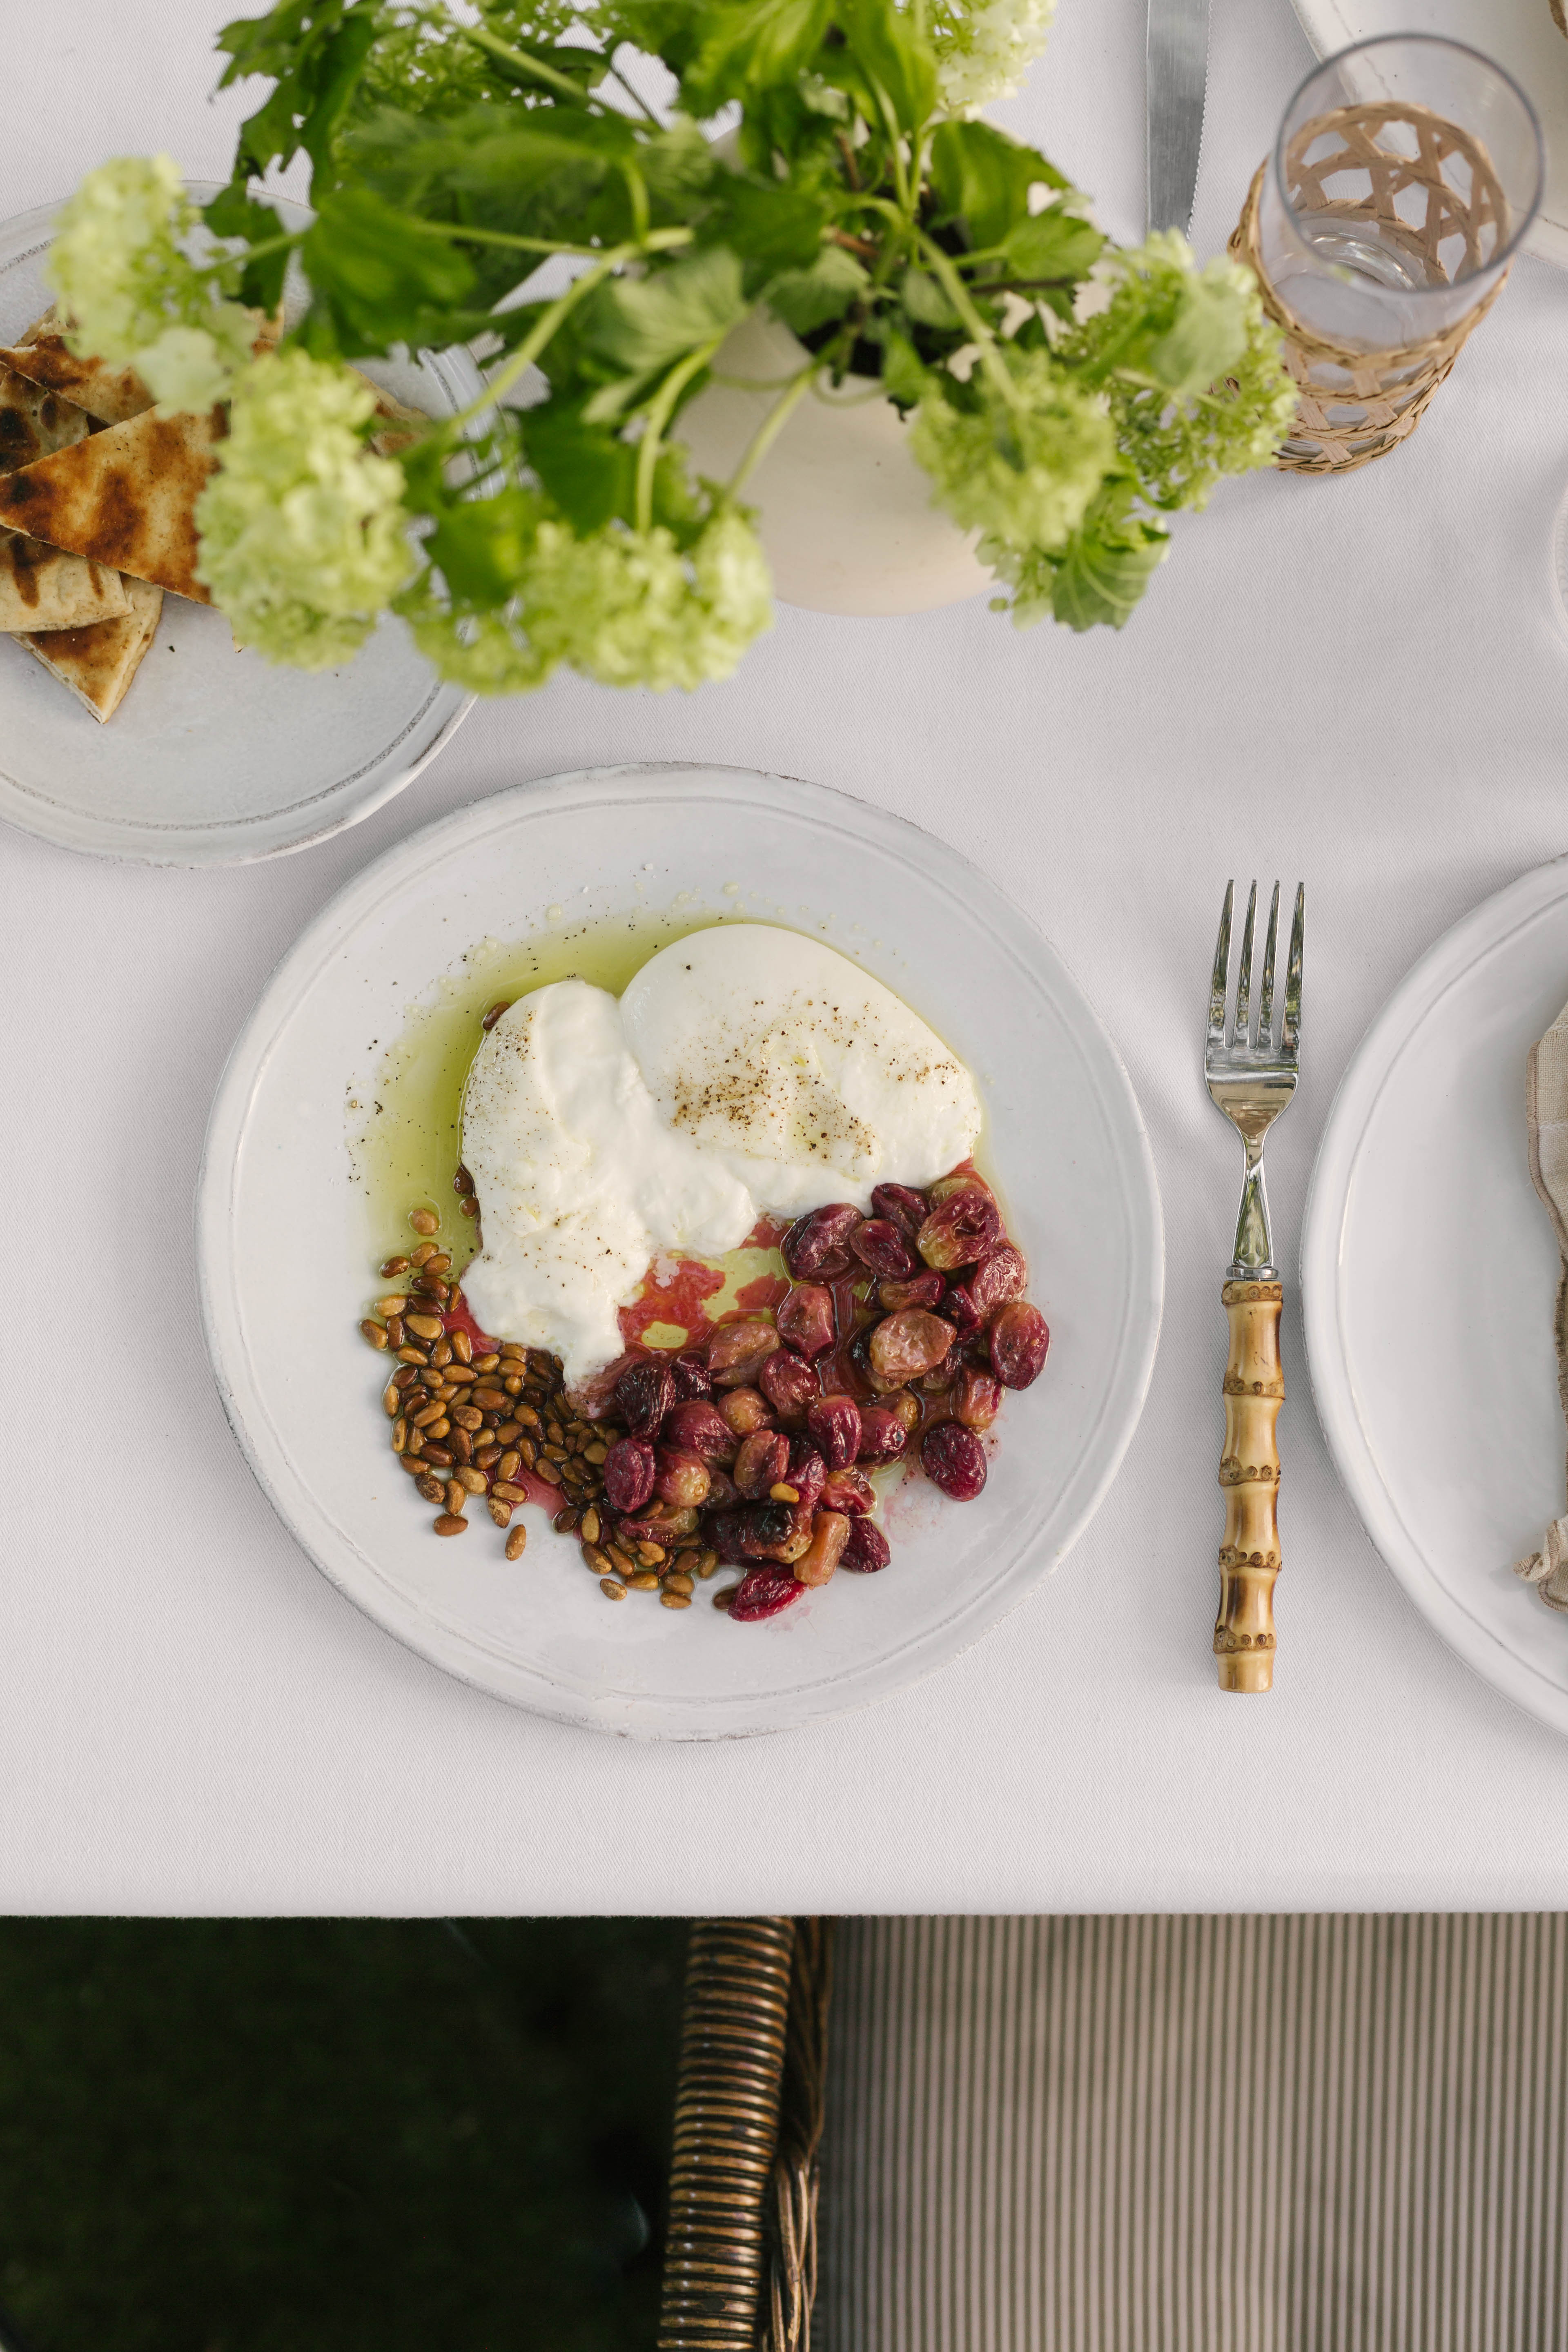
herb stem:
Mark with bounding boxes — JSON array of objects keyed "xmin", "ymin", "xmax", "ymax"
[
  {"xmin": 206, "ymin": 228, "xmax": 303, "ymax": 274},
  {"xmin": 727, "ymin": 361, "xmax": 816, "ymax": 497},
  {"xmin": 460, "ymin": 22, "xmax": 594, "ymax": 107},
  {"xmin": 448, "ymin": 231, "xmax": 693, "ymax": 429},
  {"xmin": 635, "ymin": 333, "xmax": 728, "ymax": 531},
  {"xmin": 916, "ymin": 231, "xmax": 1022, "ymax": 409},
  {"xmin": 603, "ymin": 51, "xmax": 663, "ymax": 124}
]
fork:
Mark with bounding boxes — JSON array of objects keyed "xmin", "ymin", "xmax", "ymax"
[{"xmin": 1204, "ymin": 880, "xmax": 1304, "ymax": 1695}]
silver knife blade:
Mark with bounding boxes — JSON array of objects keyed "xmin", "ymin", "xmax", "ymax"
[{"xmin": 1146, "ymin": 0, "xmax": 1209, "ymax": 238}]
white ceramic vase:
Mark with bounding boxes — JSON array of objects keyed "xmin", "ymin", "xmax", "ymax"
[{"xmin": 677, "ymin": 309, "xmax": 991, "ymax": 618}]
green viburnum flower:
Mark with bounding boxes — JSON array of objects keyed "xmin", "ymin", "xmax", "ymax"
[
  {"xmin": 1067, "ymin": 231, "xmax": 1297, "ymax": 510},
  {"xmin": 195, "ymin": 349, "xmax": 415, "ymax": 668},
  {"xmin": 47, "ymin": 154, "xmax": 255, "ymax": 412},
  {"xmin": 929, "ymin": 0, "xmax": 1055, "ymax": 110},
  {"xmin": 911, "ymin": 347, "xmax": 1116, "ymax": 564},
  {"xmin": 405, "ymin": 505, "xmax": 773, "ymax": 695},
  {"xmin": 526, "ymin": 507, "xmax": 773, "ymax": 692},
  {"xmin": 400, "ymin": 597, "xmax": 553, "ymax": 696}
]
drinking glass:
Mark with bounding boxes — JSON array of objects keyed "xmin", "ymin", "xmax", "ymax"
[{"xmin": 1237, "ymin": 35, "xmax": 1542, "ymax": 471}]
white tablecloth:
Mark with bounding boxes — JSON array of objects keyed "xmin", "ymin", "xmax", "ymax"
[{"xmin": 9, "ymin": 0, "xmax": 1568, "ymax": 1914}]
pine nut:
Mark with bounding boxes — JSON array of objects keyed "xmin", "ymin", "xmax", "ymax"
[
  {"xmin": 416, "ymin": 1474, "xmax": 443, "ymax": 1503},
  {"xmin": 380, "ymin": 1255, "xmax": 411, "ymax": 1278},
  {"xmin": 422, "ymin": 1445, "xmax": 454, "ymax": 1468},
  {"xmin": 445, "ymin": 1480, "xmax": 466, "ymax": 1517},
  {"xmin": 410, "ymin": 1209, "xmax": 440, "ymax": 1236},
  {"xmin": 659, "ymin": 1590, "xmax": 691, "ymax": 1609},
  {"xmin": 712, "ymin": 1586, "xmax": 739, "ymax": 1611},
  {"xmin": 600, "ymin": 1578, "xmax": 627, "ymax": 1600},
  {"xmin": 664, "ymin": 1572, "xmax": 694, "ymax": 1596},
  {"xmin": 360, "ymin": 1319, "xmax": 388, "ymax": 1350},
  {"xmin": 455, "ymin": 1466, "xmax": 488, "ymax": 1496},
  {"xmin": 451, "ymin": 1328, "xmax": 473, "ymax": 1365},
  {"xmin": 491, "ymin": 1481, "xmax": 526, "ymax": 1504},
  {"xmin": 382, "ymin": 1383, "xmax": 401, "ymax": 1417},
  {"xmin": 375, "ymin": 1293, "xmax": 408, "ymax": 1317},
  {"xmin": 630, "ymin": 1571, "xmax": 661, "ymax": 1590},
  {"xmin": 488, "ymin": 1498, "xmax": 512, "ymax": 1527},
  {"xmin": 497, "ymin": 1451, "xmax": 521, "ymax": 1483},
  {"xmin": 405, "ymin": 1312, "xmax": 443, "ymax": 1341},
  {"xmin": 392, "ymin": 1418, "xmax": 408, "ymax": 1454},
  {"xmin": 410, "ymin": 1242, "xmax": 437, "ymax": 1267},
  {"xmin": 505, "ymin": 1525, "xmax": 528, "ymax": 1561},
  {"xmin": 580, "ymin": 1508, "xmax": 601, "ymax": 1546},
  {"xmin": 434, "ymin": 1513, "xmax": 467, "ymax": 1535}
]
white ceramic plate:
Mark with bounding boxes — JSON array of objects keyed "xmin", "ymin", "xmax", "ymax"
[
  {"xmin": 1289, "ymin": 0, "xmax": 1568, "ymax": 270},
  {"xmin": 197, "ymin": 764, "xmax": 1164, "ymax": 1740},
  {"xmin": 0, "ymin": 189, "xmax": 475, "ymax": 865},
  {"xmin": 1303, "ymin": 855, "xmax": 1568, "ymax": 1740}
]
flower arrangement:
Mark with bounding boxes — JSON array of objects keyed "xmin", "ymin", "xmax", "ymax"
[{"xmin": 45, "ymin": 0, "xmax": 1296, "ymax": 691}]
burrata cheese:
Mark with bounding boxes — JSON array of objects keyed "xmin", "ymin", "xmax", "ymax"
[{"xmin": 459, "ymin": 925, "xmax": 982, "ymax": 1385}]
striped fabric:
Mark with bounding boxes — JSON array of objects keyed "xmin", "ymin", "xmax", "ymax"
[{"xmin": 818, "ymin": 1915, "xmax": 1568, "ymax": 2352}]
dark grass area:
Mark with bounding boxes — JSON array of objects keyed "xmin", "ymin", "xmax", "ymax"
[{"xmin": 0, "ymin": 1918, "xmax": 690, "ymax": 2352}]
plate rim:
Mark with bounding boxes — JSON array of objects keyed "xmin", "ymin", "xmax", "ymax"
[
  {"xmin": 0, "ymin": 186, "xmax": 476, "ymax": 868},
  {"xmin": 1301, "ymin": 849, "xmax": 1568, "ymax": 1736},
  {"xmin": 196, "ymin": 760, "xmax": 1167, "ymax": 1740}
]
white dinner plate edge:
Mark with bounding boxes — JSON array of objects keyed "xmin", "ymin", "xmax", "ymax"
[
  {"xmin": 1301, "ymin": 851, "xmax": 1568, "ymax": 1733},
  {"xmin": 196, "ymin": 763, "xmax": 1166, "ymax": 1738}
]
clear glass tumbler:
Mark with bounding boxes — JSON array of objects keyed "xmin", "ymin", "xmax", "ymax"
[{"xmin": 1246, "ymin": 34, "xmax": 1542, "ymax": 469}]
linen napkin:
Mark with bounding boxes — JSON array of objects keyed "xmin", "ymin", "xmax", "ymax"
[{"xmin": 1515, "ymin": 994, "xmax": 1568, "ymax": 1608}]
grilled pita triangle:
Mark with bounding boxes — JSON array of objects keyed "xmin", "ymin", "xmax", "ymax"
[
  {"xmin": 0, "ymin": 360, "xmax": 129, "ymax": 628},
  {"xmin": 0, "ymin": 359, "xmax": 90, "ymax": 468},
  {"xmin": 0, "ymin": 304, "xmax": 285, "ymax": 425},
  {"xmin": 0, "ymin": 307, "xmax": 153, "ymax": 424},
  {"xmin": 0, "ymin": 407, "xmax": 218, "ymax": 601},
  {"xmin": 17, "ymin": 575, "xmax": 162, "ymax": 721},
  {"xmin": 0, "ymin": 533, "xmax": 128, "ymax": 630}
]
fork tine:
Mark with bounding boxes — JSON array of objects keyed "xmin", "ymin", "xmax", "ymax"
[
  {"xmin": 1232, "ymin": 881, "xmax": 1258, "ymax": 1047},
  {"xmin": 1281, "ymin": 883, "xmax": 1305, "ymax": 1062},
  {"xmin": 1207, "ymin": 880, "xmax": 1234, "ymax": 1049},
  {"xmin": 1257, "ymin": 882, "xmax": 1281, "ymax": 1050}
]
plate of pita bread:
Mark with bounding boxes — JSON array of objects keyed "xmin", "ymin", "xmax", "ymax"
[{"xmin": 0, "ymin": 188, "xmax": 478, "ymax": 866}]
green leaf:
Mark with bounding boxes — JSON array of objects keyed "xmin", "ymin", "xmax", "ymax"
[
  {"xmin": 766, "ymin": 244, "xmax": 868, "ymax": 335},
  {"xmin": 684, "ymin": 0, "xmax": 833, "ymax": 111},
  {"xmin": 217, "ymin": 0, "xmax": 381, "ymax": 182},
  {"xmin": 203, "ymin": 183, "xmax": 295, "ymax": 314},
  {"xmin": 999, "ymin": 208, "xmax": 1105, "ymax": 286},
  {"xmin": 423, "ymin": 485, "xmax": 542, "ymax": 608},
  {"xmin": 301, "ymin": 187, "xmax": 478, "ymax": 352},
  {"xmin": 582, "ymin": 247, "xmax": 748, "ymax": 371},
  {"xmin": 880, "ymin": 328, "xmax": 931, "ymax": 411},
  {"xmin": 838, "ymin": 0, "xmax": 937, "ymax": 132},
  {"xmin": 1049, "ymin": 486, "xmax": 1168, "ymax": 630},
  {"xmin": 704, "ymin": 174, "xmax": 829, "ymax": 276},
  {"xmin": 522, "ymin": 405, "xmax": 636, "ymax": 533},
  {"xmin": 930, "ymin": 120, "xmax": 1068, "ymax": 250},
  {"xmin": 899, "ymin": 266, "xmax": 959, "ymax": 330},
  {"xmin": 1142, "ymin": 270, "xmax": 1252, "ymax": 397}
]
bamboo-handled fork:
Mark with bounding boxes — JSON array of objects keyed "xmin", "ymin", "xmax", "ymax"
[{"xmin": 1204, "ymin": 880, "xmax": 1304, "ymax": 1694}]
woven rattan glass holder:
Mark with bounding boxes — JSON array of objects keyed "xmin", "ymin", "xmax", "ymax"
[{"xmin": 1229, "ymin": 38, "xmax": 1540, "ymax": 475}]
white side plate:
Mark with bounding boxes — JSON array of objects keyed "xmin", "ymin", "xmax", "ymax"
[
  {"xmin": 0, "ymin": 189, "xmax": 475, "ymax": 865},
  {"xmin": 1290, "ymin": 0, "xmax": 1568, "ymax": 270},
  {"xmin": 197, "ymin": 764, "xmax": 1165, "ymax": 1739},
  {"xmin": 1303, "ymin": 855, "xmax": 1568, "ymax": 1738}
]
